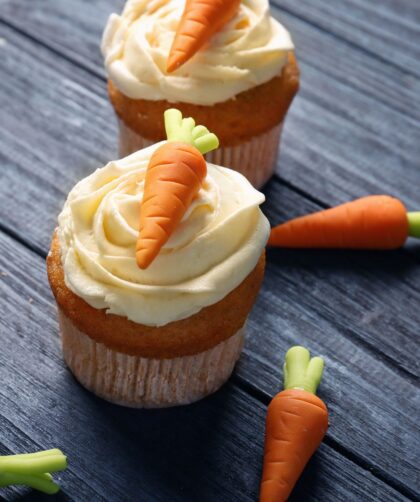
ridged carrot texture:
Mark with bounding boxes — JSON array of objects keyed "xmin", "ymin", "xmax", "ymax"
[
  {"xmin": 167, "ymin": 0, "xmax": 242, "ymax": 73},
  {"xmin": 268, "ymin": 195, "xmax": 420, "ymax": 249},
  {"xmin": 136, "ymin": 108, "xmax": 219, "ymax": 269},
  {"xmin": 260, "ymin": 346, "xmax": 328, "ymax": 502}
]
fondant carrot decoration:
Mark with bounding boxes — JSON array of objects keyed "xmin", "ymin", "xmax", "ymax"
[
  {"xmin": 268, "ymin": 195, "xmax": 420, "ymax": 249},
  {"xmin": 0, "ymin": 449, "xmax": 67, "ymax": 494},
  {"xmin": 260, "ymin": 347, "xmax": 328, "ymax": 502},
  {"xmin": 136, "ymin": 109, "xmax": 219, "ymax": 269},
  {"xmin": 167, "ymin": 0, "xmax": 241, "ymax": 73}
]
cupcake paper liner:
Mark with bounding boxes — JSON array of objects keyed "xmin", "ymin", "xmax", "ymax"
[
  {"xmin": 118, "ymin": 119, "xmax": 283, "ymax": 188},
  {"xmin": 58, "ymin": 308, "xmax": 245, "ymax": 408}
]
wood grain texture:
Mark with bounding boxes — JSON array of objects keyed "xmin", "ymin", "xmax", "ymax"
[
  {"xmin": 0, "ymin": 22, "xmax": 419, "ymax": 499},
  {"xmin": 0, "ymin": 2, "xmax": 419, "ymax": 501},
  {"xmin": 0, "ymin": 0, "xmax": 121, "ymax": 77},
  {"xmin": 268, "ymin": 6, "xmax": 420, "ymax": 207},
  {"xmin": 0, "ymin": 24, "xmax": 116, "ymax": 253},
  {"xmin": 0, "ymin": 233, "xmax": 410, "ymax": 502},
  {"xmin": 272, "ymin": 0, "xmax": 420, "ymax": 78},
  {"xmin": 270, "ymin": 5, "xmax": 420, "ymax": 122},
  {"xmin": 1, "ymin": 0, "xmax": 419, "ymax": 207}
]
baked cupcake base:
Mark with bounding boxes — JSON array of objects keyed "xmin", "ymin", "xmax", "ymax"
[
  {"xmin": 47, "ymin": 232, "xmax": 265, "ymax": 408},
  {"xmin": 118, "ymin": 120, "xmax": 283, "ymax": 188},
  {"xmin": 60, "ymin": 308, "xmax": 245, "ymax": 408}
]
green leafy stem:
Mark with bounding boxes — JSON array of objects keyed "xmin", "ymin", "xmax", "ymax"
[
  {"xmin": 0, "ymin": 449, "xmax": 67, "ymax": 494},
  {"xmin": 283, "ymin": 346, "xmax": 324, "ymax": 395},
  {"xmin": 407, "ymin": 212, "xmax": 420, "ymax": 238},
  {"xmin": 164, "ymin": 108, "xmax": 219, "ymax": 155}
]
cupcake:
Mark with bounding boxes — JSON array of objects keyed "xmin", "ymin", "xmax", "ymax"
[
  {"xmin": 101, "ymin": 0, "xmax": 299, "ymax": 188},
  {"xmin": 47, "ymin": 110, "xmax": 269, "ymax": 408}
]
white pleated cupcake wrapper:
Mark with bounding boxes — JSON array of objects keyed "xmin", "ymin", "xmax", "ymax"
[
  {"xmin": 118, "ymin": 119, "xmax": 283, "ymax": 188},
  {"xmin": 58, "ymin": 308, "xmax": 245, "ymax": 408}
]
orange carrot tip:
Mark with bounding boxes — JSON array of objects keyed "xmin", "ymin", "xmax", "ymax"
[
  {"xmin": 136, "ymin": 109, "xmax": 218, "ymax": 269},
  {"xmin": 268, "ymin": 195, "xmax": 420, "ymax": 250},
  {"xmin": 167, "ymin": 0, "xmax": 242, "ymax": 73},
  {"xmin": 164, "ymin": 108, "xmax": 219, "ymax": 154},
  {"xmin": 260, "ymin": 346, "xmax": 328, "ymax": 502}
]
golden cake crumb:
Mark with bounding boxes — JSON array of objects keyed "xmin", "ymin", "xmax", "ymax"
[
  {"xmin": 108, "ymin": 53, "xmax": 299, "ymax": 146},
  {"xmin": 47, "ymin": 232, "xmax": 265, "ymax": 359}
]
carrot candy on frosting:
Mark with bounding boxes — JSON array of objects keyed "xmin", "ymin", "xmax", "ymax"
[
  {"xmin": 136, "ymin": 108, "xmax": 219, "ymax": 269},
  {"xmin": 260, "ymin": 346, "xmax": 328, "ymax": 502},
  {"xmin": 268, "ymin": 195, "xmax": 420, "ymax": 249},
  {"xmin": 0, "ymin": 449, "xmax": 67, "ymax": 494},
  {"xmin": 167, "ymin": 0, "xmax": 242, "ymax": 73}
]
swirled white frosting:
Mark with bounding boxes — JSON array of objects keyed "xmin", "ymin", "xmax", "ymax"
[
  {"xmin": 101, "ymin": 0, "xmax": 294, "ymax": 105},
  {"xmin": 58, "ymin": 143, "xmax": 269, "ymax": 326}
]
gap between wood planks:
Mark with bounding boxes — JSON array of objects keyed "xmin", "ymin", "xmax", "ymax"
[{"xmin": 0, "ymin": 14, "xmax": 418, "ymax": 502}]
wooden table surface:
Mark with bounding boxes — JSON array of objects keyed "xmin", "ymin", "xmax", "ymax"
[{"xmin": 0, "ymin": 1, "xmax": 419, "ymax": 500}]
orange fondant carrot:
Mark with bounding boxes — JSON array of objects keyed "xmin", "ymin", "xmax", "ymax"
[
  {"xmin": 268, "ymin": 195, "xmax": 420, "ymax": 249},
  {"xmin": 136, "ymin": 109, "xmax": 219, "ymax": 269},
  {"xmin": 167, "ymin": 0, "xmax": 241, "ymax": 73},
  {"xmin": 260, "ymin": 347, "xmax": 328, "ymax": 502}
]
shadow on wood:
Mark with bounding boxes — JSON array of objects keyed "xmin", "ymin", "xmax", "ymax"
[
  {"xmin": 3, "ymin": 491, "xmax": 71, "ymax": 501},
  {"xmin": 56, "ymin": 369, "xmax": 263, "ymax": 501},
  {"xmin": 266, "ymin": 247, "xmax": 419, "ymax": 274}
]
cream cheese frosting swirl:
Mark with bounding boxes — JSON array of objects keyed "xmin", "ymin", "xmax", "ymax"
[
  {"xmin": 58, "ymin": 143, "xmax": 270, "ymax": 327},
  {"xmin": 101, "ymin": 0, "xmax": 294, "ymax": 105}
]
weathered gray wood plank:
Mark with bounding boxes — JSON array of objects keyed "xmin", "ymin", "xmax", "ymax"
[
  {"xmin": 0, "ymin": 0, "xmax": 118, "ymax": 77},
  {"xmin": 0, "ymin": 24, "xmax": 419, "ymax": 498},
  {"xmin": 278, "ymin": 69, "xmax": 420, "ymax": 209},
  {"xmin": 270, "ymin": 4, "xmax": 420, "ymax": 122},
  {"xmin": 0, "ymin": 233, "xmax": 410, "ymax": 502},
  {"xmin": 0, "ymin": 24, "xmax": 117, "ymax": 253},
  {"xmin": 273, "ymin": 0, "xmax": 420, "ymax": 78}
]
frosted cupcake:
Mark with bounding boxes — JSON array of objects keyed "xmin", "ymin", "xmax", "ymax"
[
  {"xmin": 47, "ymin": 110, "xmax": 269, "ymax": 407},
  {"xmin": 101, "ymin": 0, "xmax": 299, "ymax": 188}
]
